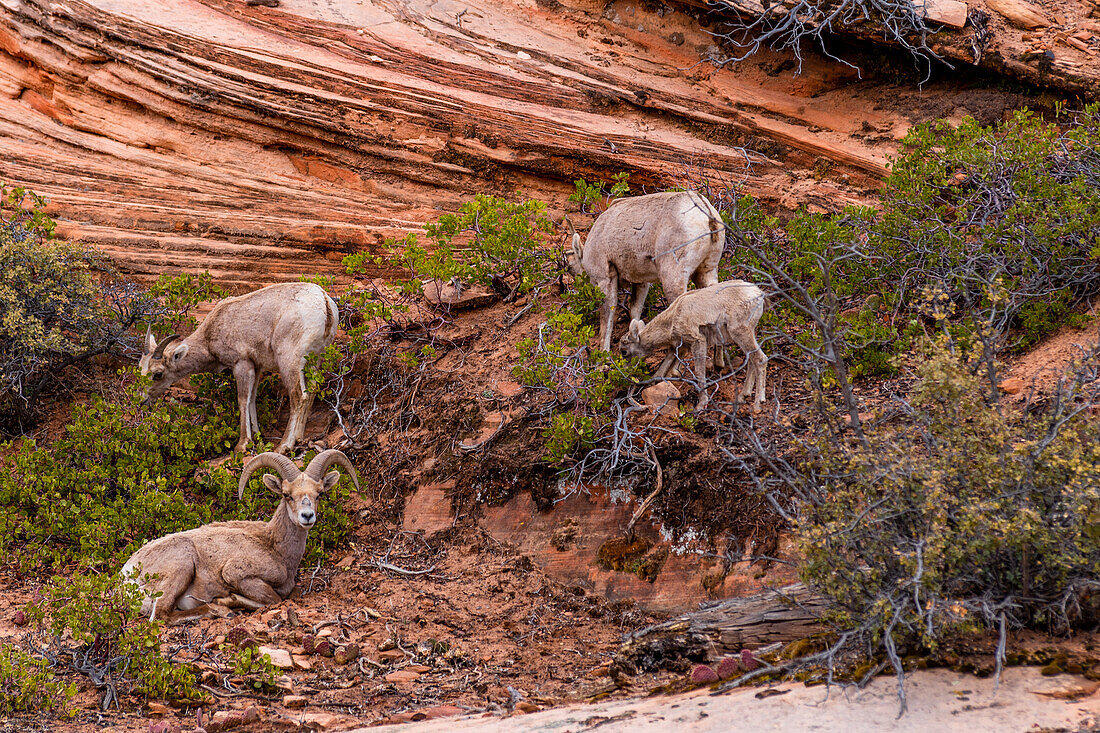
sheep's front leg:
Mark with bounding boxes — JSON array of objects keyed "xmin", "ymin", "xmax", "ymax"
[
  {"xmin": 597, "ymin": 276, "xmax": 618, "ymax": 352},
  {"xmin": 248, "ymin": 373, "xmax": 261, "ymax": 439},
  {"xmin": 628, "ymin": 282, "xmax": 652, "ymax": 323},
  {"xmin": 691, "ymin": 339, "xmax": 709, "ymax": 410},
  {"xmin": 233, "ymin": 577, "xmax": 283, "ymax": 610},
  {"xmin": 233, "ymin": 361, "xmax": 256, "ymax": 453},
  {"xmin": 653, "ymin": 349, "xmax": 679, "ymax": 378}
]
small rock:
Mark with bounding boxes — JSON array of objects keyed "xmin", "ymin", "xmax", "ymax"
[
  {"xmin": 421, "ymin": 280, "xmax": 496, "ymax": 310},
  {"xmin": 147, "ymin": 702, "xmax": 171, "ymax": 716},
  {"xmin": 292, "ymin": 655, "xmax": 313, "ymax": 671},
  {"xmin": 690, "ymin": 664, "xmax": 720, "ymax": 683},
  {"xmin": 385, "ymin": 669, "xmax": 422, "ymax": 683},
  {"xmin": 716, "ymin": 656, "xmax": 740, "ymax": 679},
  {"xmin": 586, "ymin": 663, "xmax": 610, "ymax": 678},
  {"xmin": 406, "ymin": 663, "xmax": 432, "ymax": 673},
  {"xmin": 283, "ymin": 695, "xmax": 308, "ymax": 709},
  {"xmin": 147, "ymin": 722, "xmax": 175, "ymax": 733},
  {"xmin": 257, "ymin": 646, "xmax": 294, "ymax": 670},
  {"xmin": 378, "ymin": 638, "xmax": 397, "ymax": 652},
  {"xmin": 668, "ymin": 31, "xmax": 685, "ymax": 45},
  {"xmin": 335, "ymin": 554, "xmax": 355, "ymax": 569},
  {"xmin": 414, "ymin": 705, "xmax": 465, "ymax": 720},
  {"xmin": 12, "ymin": 610, "xmax": 25, "ymax": 627},
  {"xmin": 260, "ymin": 609, "xmax": 283, "ymax": 627},
  {"xmin": 516, "ymin": 50, "xmax": 532, "ymax": 60},
  {"xmin": 999, "ymin": 377, "xmax": 1026, "ymax": 395},
  {"xmin": 640, "ymin": 381, "xmax": 681, "ymax": 417},
  {"xmin": 514, "ymin": 701, "xmax": 540, "ymax": 713},
  {"xmin": 378, "ymin": 649, "xmax": 405, "ymax": 662},
  {"xmin": 294, "ymin": 712, "xmax": 353, "ymax": 730}
]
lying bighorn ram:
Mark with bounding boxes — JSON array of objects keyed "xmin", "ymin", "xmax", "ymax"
[
  {"xmin": 120, "ymin": 450, "xmax": 358, "ymax": 623},
  {"xmin": 566, "ymin": 191, "xmax": 724, "ymax": 351},
  {"xmin": 141, "ymin": 282, "xmax": 339, "ymax": 454},
  {"xmin": 620, "ymin": 281, "xmax": 767, "ymax": 412}
]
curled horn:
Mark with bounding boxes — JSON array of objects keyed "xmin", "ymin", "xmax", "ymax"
[
  {"xmin": 304, "ymin": 449, "xmax": 360, "ymax": 490},
  {"xmin": 152, "ymin": 333, "xmax": 181, "ymax": 359},
  {"xmin": 238, "ymin": 452, "xmax": 301, "ymax": 500}
]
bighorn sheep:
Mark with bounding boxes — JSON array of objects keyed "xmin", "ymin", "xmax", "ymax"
[
  {"xmin": 620, "ymin": 281, "xmax": 767, "ymax": 411},
  {"xmin": 140, "ymin": 282, "xmax": 339, "ymax": 454},
  {"xmin": 566, "ymin": 191, "xmax": 724, "ymax": 351},
  {"xmin": 120, "ymin": 450, "xmax": 359, "ymax": 623}
]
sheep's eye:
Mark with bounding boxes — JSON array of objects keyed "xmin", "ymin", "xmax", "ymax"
[{"xmin": 151, "ymin": 371, "xmax": 164, "ymax": 381}]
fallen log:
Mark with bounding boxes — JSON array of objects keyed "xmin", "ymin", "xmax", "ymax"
[{"xmin": 616, "ymin": 583, "xmax": 828, "ymax": 671}]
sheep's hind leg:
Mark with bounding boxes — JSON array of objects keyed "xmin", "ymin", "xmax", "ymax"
[
  {"xmin": 232, "ymin": 362, "xmax": 257, "ymax": 453},
  {"xmin": 730, "ymin": 328, "xmax": 767, "ymax": 413}
]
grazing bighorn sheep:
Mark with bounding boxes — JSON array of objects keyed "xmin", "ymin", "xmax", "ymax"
[
  {"xmin": 620, "ymin": 281, "xmax": 767, "ymax": 412},
  {"xmin": 566, "ymin": 191, "xmax": 724, "ymax": 351},
  {"xmin": 120, "ymin": 450, "xmax": 358, "ymax": 623},
  {"xmin": 140, "ymin": 282, "xmax": 339, "ymax": 454}
]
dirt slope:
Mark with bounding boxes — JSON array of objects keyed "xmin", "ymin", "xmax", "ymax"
[{"xmin": 0, "ymin": 0, "xmax": 1036, "ymax": 286}]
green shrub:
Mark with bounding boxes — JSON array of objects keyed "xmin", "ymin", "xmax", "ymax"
[
  {"xmin": 28, "ymin": 572, "xmax": 200, "ymax": 706},
  {"xmin": 514, "ymin": 312, "xmax": 648, "ymax": 464},
  {"xmin": 874, "ymin": 105, "xmax": 1100, "ymax": 350},
  {"xmin": 226, "ymin": 645, "xmax": 278, "ymax": 692},
  {"xmin": 795, "ymin": 342, "xmax": 1100, "ymax": 677},
  {"xmin": 147, "ymin": 271, "xmax": 224, "ymax": 334},
  {"xmin": 0, "ymin": 186, "xmax": 158, "ymax": 426},
  {"xmin": 0, "ymin": 645, "xmax": 76, "ymax": 716},
  {"xmin": 394, "ymin": 195, "xmax": 555, "ymax": 298},
  {"xmin": 0, "ymin": 373, "xmax": 351, "ymax": 570},
  {"xmin": 568, "ymin": 173, "xmax": 630, "ymax": 213}
]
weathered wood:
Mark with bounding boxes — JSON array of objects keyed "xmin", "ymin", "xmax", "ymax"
[{"xmin": 616, "ymin": 583, "xmax": 828, "ymax": 669}]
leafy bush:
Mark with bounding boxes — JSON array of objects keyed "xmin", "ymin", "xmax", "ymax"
[
  {"xmin": 874, "ymin": 105, "xmax": 1100, "ymax": 351},
  {"xmin": 0, "ymin": 645, "xmax": 76, "ymax": 716},
  {"xmin": 226, "ymin": 645, "xmax": 278, "ymax": 691},
  {"xmin": 0, "ymin": 374, "xmax": 351, "ymax": 570},
  {"xmin": 393, "ymin": 195, "xmax": 555, "ymax": 299},
  {"xmin": 0, "ymin": 186, "xmax": 158, "ymax": 427},
  {"xmin": 786, "ymin": 341, "xmax": 1100, "ymax": 698},
  {"xmin": 28, "ymin": 572, "xmax": 200, "ymax": 707},
  {"xmin": 514, "ymin": 312, "xmax": 648, "ymax": 465},
  {"xmin": 147, "ymin": 271, "xmax": 225, "ymax": 333},
  {"xmin": 568, "ymin": 173, "xmax": 630, "ymax": 214}
]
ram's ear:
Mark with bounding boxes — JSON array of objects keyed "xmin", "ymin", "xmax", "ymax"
[
  {"xmin": 263, "ymin": 474, "xmax": 283, "ymax": 494},
  {"xmin": 143, "ymin": 326, "xmax": 156, "ymax": 354},
  {"xmin": 629, "ymin": 319, "xmax": 643, "ymax": 338},
  {"xmin": 321, "ymin": 471, "xmax": 341, "ymax": 493},
  {"xmin": 571, "ymin": 232, "xmax": 583, "ymax": 259},
  {"xmin": 169, "ymin": 342, "xmax": 190, "ymax": 364}
]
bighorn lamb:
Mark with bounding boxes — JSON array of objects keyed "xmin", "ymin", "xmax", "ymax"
[
  {"xmin": 120, "ymin": 450, "xmax": 358, "ymax": 623},
  {"xmin": 141, "ymin": 282, "xmax": 338, "ymax": 454},
  {"xmin": 620, "ymin": 281, "xmax": 767, "ymax": 411},
  {"xmin": 567, "ymin": 191, "xmax": 724, "ymax": 351}
]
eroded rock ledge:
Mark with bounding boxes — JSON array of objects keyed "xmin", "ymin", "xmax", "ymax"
[{"xmin": 0, "ymin": 0, "xmax": 1065, "ymax": 285}]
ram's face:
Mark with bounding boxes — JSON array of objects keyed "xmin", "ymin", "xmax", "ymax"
[{"xmin": 263, "ymin": 472, "xmax": 341, "ymax": 529}]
